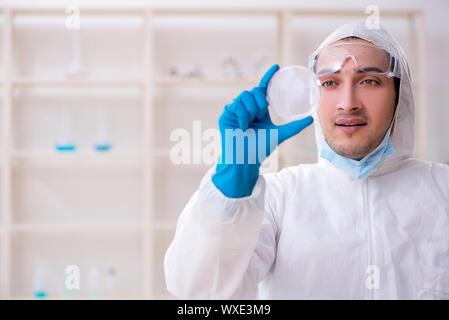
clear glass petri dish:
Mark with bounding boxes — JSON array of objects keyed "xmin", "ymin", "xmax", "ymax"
[{"xmin": 267, "ymin": 65, "xmax": 321, "ymax": 120}]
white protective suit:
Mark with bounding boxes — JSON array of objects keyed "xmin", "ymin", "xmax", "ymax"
[{"xmin": 164, "ymin": 22, "xmax": 449, "ymax": 299}]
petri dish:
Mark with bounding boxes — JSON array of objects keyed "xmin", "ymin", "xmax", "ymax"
[{"xmin": 267, "ymin": 65, "xmax": 321, "ymax": 120}]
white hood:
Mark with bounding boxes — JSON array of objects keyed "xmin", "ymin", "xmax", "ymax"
[{"xmin": 308, "ymin": 21, "xmax": 416, "ymax": 177}]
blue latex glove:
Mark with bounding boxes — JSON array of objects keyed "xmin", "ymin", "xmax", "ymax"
[{"xmin": 212, "ymin": 64, "xmax": 314, "ymax": 198}]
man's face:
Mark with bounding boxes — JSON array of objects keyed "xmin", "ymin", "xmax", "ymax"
[{"xmin": 317, "ymin": 40, "xmax": 397, "ymax": 160}]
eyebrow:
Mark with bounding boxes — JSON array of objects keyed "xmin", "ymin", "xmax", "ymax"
[
  {"xmin": 357, "ymin": 67, "xmax": 384, "ymax": 73},
  {"xmin": 317, "ymin": 66, "xmax": 384, "ymax": 76}
]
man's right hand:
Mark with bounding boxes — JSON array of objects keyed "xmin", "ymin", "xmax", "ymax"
[{"xmin": 212, "ymin": 64, "xmax": 314, "ymax": 198}]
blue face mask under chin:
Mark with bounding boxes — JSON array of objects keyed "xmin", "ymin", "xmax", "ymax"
[{"xmin": 320, "ymin": 127, "xmax": 395, "ymax": 179}]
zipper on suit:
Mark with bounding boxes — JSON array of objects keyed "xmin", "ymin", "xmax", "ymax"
[{"xmin": 363, "ymin": 178, "xmax": 375, "ymax": 300}]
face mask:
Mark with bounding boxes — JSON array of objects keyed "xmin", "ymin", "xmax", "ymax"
[{"xmin": 320, "ymin": 127, "xmax": 394, "ymax": 179}]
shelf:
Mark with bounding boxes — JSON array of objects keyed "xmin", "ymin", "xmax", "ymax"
[
  {"xmin": 9, "ymin": 224, "xmax": 143, "ymax": 233},
  {"xmin": 155, "ymin": 78, "xmax": 257, "ymax": 87},
  {"xmin": 11, "ymin": 150, "xmax": 143, "ymax": 168},
  {"xmin": 12, "ymin": 7, "xmax": 145, "ymax": 16},
  {"xmin": 13, "ymin": 77, "xmax": 144, "ymax": 87},
  {"xmin": 6, "ymin": 6, "xmax": 424, "ymax": 17},
  {"xmin": 154, "ymin": 8, "xmax": 422, "ymax": 17},
  {"xmin": 12, "ymin": 150, "xmax": 143, "ymax": 158},
  {"xmin": 6, "ymin": 222, "xmax": 179, "ymax": 233}
]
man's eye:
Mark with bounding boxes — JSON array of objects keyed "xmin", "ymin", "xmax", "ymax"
[
  {"xmin": 361, "ymin": 79, "xmax": 379, "ymax": 86},
  {"xmin": 322, "ymin": 80, "xmax": 337, "ymax": 87}
]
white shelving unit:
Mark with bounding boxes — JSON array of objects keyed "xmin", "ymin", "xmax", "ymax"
[{"xmin": 0, "ymin": 5, "xmax": 426, "ymax": 300}]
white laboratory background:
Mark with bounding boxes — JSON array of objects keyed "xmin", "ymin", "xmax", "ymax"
[{"xmin": 0, "ymin": 0, "xmax": 448, "ymax": 300}]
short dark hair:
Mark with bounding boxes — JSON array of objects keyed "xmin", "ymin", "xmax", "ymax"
[{"xmin": 339, "ymin": 36, "xmax": 364, "ymax": 41}]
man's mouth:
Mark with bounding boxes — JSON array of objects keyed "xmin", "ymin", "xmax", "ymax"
[
  {"xmin": 335, "ymin": 118, "xmax": 367, "ymax": 133},
  {"xmin": 335, "ymin": 118, "xmax": 368, "ymax": 127}
]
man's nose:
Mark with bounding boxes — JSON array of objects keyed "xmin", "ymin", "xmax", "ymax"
[{"xmin": 336, "ymin": 83, "xmax": 362, "ymax": 112}]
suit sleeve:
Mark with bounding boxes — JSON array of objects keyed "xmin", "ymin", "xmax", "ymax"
[{"xmin": 164, "ymin": 166, "xmax": 284, "ymax": 299}]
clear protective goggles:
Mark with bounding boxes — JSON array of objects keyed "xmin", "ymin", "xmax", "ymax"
[{"xmin": 311, "ymin": 42, "xmax": 400, "ymax": 78}]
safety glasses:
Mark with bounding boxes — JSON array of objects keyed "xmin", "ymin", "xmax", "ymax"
[{"xmin": 311, "ymin": 42, "xmax": 400, "ymax": 78}]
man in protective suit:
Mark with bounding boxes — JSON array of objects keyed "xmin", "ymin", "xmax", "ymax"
[{"xmin": 164, "ymin": 21, "xmax": 449, "ymax": 299}]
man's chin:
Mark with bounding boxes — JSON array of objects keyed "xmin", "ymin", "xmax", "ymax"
[{"xmin": 328, "ymin": 142, "xmax": 369, "ymax": 160}]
